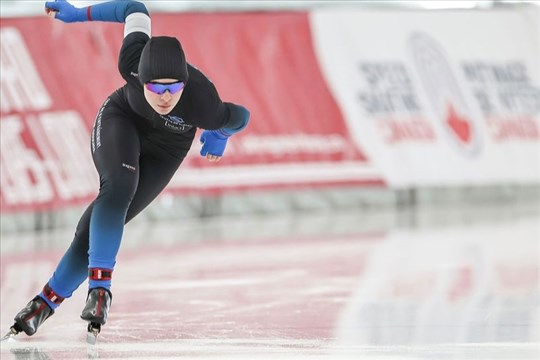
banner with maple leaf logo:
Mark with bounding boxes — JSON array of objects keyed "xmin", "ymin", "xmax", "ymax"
[{"xmin": 311, "ymin": 8, "xmax": 540, "ymax": 187}]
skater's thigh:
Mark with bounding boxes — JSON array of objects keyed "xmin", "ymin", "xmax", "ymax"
[
  {"xmin": 125, "ymin": 141, "xmax": 190, "ymax": 222},
  {"xmin": 91, "ymin": 99, "xmax": 141, "ymax": 192}
]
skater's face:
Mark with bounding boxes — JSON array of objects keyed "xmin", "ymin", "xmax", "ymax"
[{"xmin": 144, "ymin": 78, "xmax": 185, "ymax": 115}]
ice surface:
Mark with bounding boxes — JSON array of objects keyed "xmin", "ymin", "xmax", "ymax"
[{"xmin": 1, "ymin": 206, "xmax": 539, "ymax": 359}]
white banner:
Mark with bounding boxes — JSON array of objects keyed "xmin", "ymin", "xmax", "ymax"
[{"xmin": 310, "ymin": 8, "xmax": 540, "ymax": 187}]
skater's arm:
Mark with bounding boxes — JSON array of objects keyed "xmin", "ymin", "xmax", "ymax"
[
  {"xmin": 199, "ymin": 103, "xmax": 250, "ymax": 160},
  {"xmin": 44, "ymin": 0, "xmax": 149, "ymax": 25},
  {"xmin": 219, "ymin": 103, "xmax": 250, "ymax": 136}
]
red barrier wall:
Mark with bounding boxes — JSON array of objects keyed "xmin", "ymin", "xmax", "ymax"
[{"xmin": 0, "ymin": 13, "xmax": 378, "ymax": 213}]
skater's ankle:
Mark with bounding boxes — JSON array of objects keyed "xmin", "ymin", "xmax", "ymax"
[
  {"xmin": 37, "ymin": 294, "xmax": 58, "ymax": 310},
  {"xmin": 88, "ymin": 280, "xmax": 111, "ymax": 290},
  {"xmin": 39, "ymin": 283, "xmax": 65, "ymax": 310},
  {"xmin": 88, "ymin": 268, "xmax": 112, "ymax": 291}
]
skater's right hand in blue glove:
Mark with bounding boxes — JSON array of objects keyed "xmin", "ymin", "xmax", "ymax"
[
  {"xmin": 45, "ymin": 0, "xmax": 87, "ymax": 23},
  {"xmin": 200, "ymin": 130, "xmax": 229, "ymax": 162}
]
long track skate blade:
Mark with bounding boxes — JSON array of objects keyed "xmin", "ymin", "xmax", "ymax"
[
  {"xmin": 86, "ymin": 332, "xmax": 97, "ymax": 345},
  {"xmin": 86, "ymin": 323, "xmax": 101, "ymax": 345},
  {"xmin": 1, "ymin": 326, "xmax": 20, "ymax": 342}
]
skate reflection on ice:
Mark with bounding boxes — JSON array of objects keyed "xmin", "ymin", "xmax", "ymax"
[
  {"xmin": 10, "ymin": 346, "xmax": 51, "ymax": 360},
  {"xmin": 9, "ymin": 345, "xmax": 99, "ymax": 360},
  {"xmin": 86, "ymin": 344, "xmax": 99, "ymax": 359}
]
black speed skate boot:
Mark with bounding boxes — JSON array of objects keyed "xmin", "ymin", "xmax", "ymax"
[
  {"xmin": 2, "ymin": 284, "xmax": 64, "ymax": 340},
  {"xmin": 11, "ymin": 297, "xmax": 54, "ymax": 336},
  {"xmin": 81, "ymin": 287, "xmax": 112, "ymax": 344}
]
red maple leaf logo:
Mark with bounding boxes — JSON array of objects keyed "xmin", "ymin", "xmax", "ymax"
[{"xmin": 446, "ymin": 103, "xmax": 471, "ymax": 144}]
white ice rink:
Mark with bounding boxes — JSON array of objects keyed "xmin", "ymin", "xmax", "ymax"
[{"xmin": 1, "ymin": 204, "xmax": 539, "ymax": 359}]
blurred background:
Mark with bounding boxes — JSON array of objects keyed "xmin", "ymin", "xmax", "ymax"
[
  {"xmin": 1, "ymin": 1, "xmax": 539, "ymax": 359},
  {"xmin": 0, "ymin": 0, "xmax": 539, "ymax": 229}
]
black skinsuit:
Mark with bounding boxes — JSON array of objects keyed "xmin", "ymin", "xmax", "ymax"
[{"xmin": 47, "ymin": 31, "xmax": 246, "ymax": 298}]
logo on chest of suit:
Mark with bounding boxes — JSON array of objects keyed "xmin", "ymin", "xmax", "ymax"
[{"xmin": 159, "ymin": 115, "xmax": 193, "ymax": 132}]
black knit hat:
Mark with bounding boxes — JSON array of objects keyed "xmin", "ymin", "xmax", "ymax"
[{"xmin": 138, "ymin": 36, "xmax": 189, "ymax": 84}]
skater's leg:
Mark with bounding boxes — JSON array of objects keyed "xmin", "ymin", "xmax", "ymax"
[
  {"xmin": 39, "ymin": 204, "xmax": 94, "ymax": 309},
  {"xmin": 125, "ymin": 147, "xmax": 188, "ymax": 221},
  {"xmin": 36, "ymin": 97, "xmax": 141, "ymax": 304},
  {"xmin": 40, "ymin": 138, "xmax": 187, "ymax": 306},
  {"xmin": 86, "ymin": 107, "xmax": 141, "ymax": 290},
  {"xmin": 9, "ymin": 204, "xmax": 95, "ymax": 337},
  {"xmin": 87, "ymin": 142, "xmax": 188, "ymax": 290},
  {"xmin": 9, "ymin": 99, "xmax": 139, "ymax": 337},
  {"xmin": 80, "ymin": 143, "xmax": 187, "ymax": 329},
  {"xmin": 12, "ymin": 121, "xmax": 187, "ymax": 337}
]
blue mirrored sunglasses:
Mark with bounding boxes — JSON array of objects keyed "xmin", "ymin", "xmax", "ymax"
[{"xmin": 146, "ymin": 81, "xmax": 185, "ymax": 95}]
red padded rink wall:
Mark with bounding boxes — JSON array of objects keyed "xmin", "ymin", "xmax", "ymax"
[{"xmin": 0, "ymin": 13, "xmax": 379, "ymax": 213}]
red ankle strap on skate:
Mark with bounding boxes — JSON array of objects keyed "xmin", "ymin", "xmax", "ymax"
[
  {"xmin": 88, "ymin": 268, "xmax": 112, "ymax": 281},
  {"xmin": 42, "ymin": 283, "xmax": 65, "ymax": 305}
]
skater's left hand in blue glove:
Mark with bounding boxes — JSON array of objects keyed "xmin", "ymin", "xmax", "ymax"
[
  {"xmin": 200, "ymin": 130, "xmax": 229, "ymax": 162},
  {"xmin": 45, "ymin": 0, "xmax": 87, "ymax": 23},
  {"xmin": 199, "ymin": 103, "xmax": 250, "ymax": 162}
]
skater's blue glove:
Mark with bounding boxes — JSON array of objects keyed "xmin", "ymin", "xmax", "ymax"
[
  {"xmin": 200, "ymin": 130, "xmax": 229, "ymax": 157},
  {"xmin": 45, "ymin": 0, "xmax": 87, "ymax": 23}
]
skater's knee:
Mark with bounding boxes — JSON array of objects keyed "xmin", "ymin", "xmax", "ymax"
[{"xmin": 97, "ymin": 171, "xmax": 138, "ymax": 208}]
